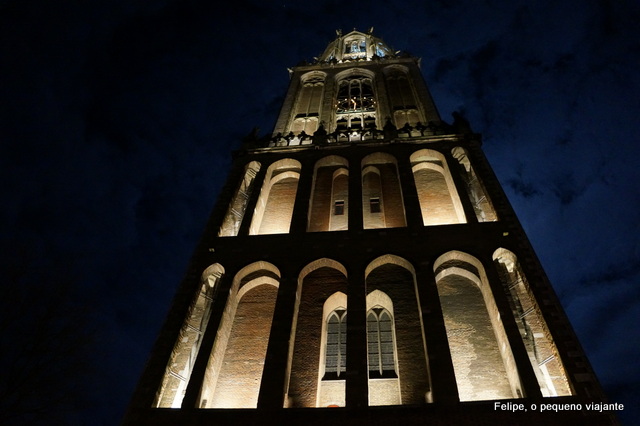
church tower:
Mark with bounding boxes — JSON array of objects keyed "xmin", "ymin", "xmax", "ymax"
[{"xmin": 124, "ymin": 30, "xmax": 615, "ymax": 425}]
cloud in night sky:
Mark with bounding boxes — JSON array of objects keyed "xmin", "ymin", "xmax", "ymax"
[{"xmin": 1, "ymin": 0, "xmax": 638, "ymax": 424}]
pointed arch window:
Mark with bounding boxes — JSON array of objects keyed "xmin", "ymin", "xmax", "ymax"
[
  {"xmin": 367, "ymin": 308, "xmax": 397, "ymax": 378},
  {"xmin": 290, "ymin": 72, "xmax": 326, "ymax": 136},
  {"xmin": 324, "ymin": 309, "xmax": 347, "ymax": 379},
  {"xmin": 335, "ymin": 74, "xmax": 376, "ymax": 132},
  {"xmin": 384, "ymin": 66, "xmax": 420, "ymax": 128}
]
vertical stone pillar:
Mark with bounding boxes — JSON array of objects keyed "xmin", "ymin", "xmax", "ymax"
[
  {"xmin": 290, "ymin": 157, "xmax": 315, "ymax": 234},
  {"xmin": 345, "ymin": 263, "xmax": 368, "ymax": 408},
  {"xmin": 397, "ymin": 153, "xmax": 424, "ymax": 230},
  {"xmin": 348, "ymin": 152, "xmax": 363, "ymax": 232},
  {"xmin": 257, "ymin": 268, "xmax": 299, "ymax": 408}
]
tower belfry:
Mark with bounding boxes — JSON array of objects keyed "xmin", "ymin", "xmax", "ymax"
[{"xmin": 125, "ymin": 30, "xmax": 615, "ymax": 425}]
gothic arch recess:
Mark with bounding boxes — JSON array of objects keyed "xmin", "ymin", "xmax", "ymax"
[
  {"xmin": 365, "ymin": 255, "xmax": 431, "ymax": 405},
  {"xmin": 250, "ymin": 159, "xmax": 301, "ymax": 235},
  {"xmin": 334, "ymin": 68, "xmax": 377, "ymax": 133},
  {"xmin": 308, "ymin": 156, "xmax": 349, "ymax": 232},
  {"xmin": 154, "ymin": 263, "xmax": 225, "ymax": 408},
  {"xmin": 285, "ymin": 259, "xmax": 348, "ymax": 408},
  {"xmin": 383, "ymin": 65, "xmax": 421, "ymax": 128},
  {"xmin": 410, "ymin": 149, "xmax": 466, "ymax": 226},
  {"xmin": 433, "ymin": 251, "xmax": 522, "ymax": 401},
  {"xmin": 288, "ymin": 71, "xmax": 326, "ymax": 136},
  {"xmin": 492, "ymin": 248, "xmax": 573, "ymax": 397},
  {"xmin": 361, "ymin": 153, "xmax": 406, "ymax": 229},
  {"xmin": 451, "ymin": 147, "xmax": 497, "ymax": 222},
  {"xmin": 200, "ymin": 262, "xmax": 280, "ymax": 408}
]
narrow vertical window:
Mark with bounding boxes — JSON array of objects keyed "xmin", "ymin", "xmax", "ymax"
[
  {"xmin": 364, "ymin": 286, "xmax": 405, "ymax": 406},
  {"xmin": 367, "ymin": 309, "xmax": 396, "ymax": 378},
  {"xmin": 369, "ymin": 197, "xmax": 381, "ymax": 213},
  {"xmin": 324, "ymin": 309, "xmax": 347, "ymax": 378},
  {"xmin": 334, "ymin": 200, "xmax": 345, "ymax": 215}
]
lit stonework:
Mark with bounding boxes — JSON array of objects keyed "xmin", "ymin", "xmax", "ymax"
[{"xmin": 125, "ymin": 29, "xmax": 616, "ymax": 425}]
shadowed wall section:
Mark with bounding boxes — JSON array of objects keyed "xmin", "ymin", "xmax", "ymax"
[
  {"xmin": 361, "ymin": 153, "xmax": 406, "ymax": 229},
  {"xmin": 308, "ymin": 157, "xmax": 349, "ymax": 232}
]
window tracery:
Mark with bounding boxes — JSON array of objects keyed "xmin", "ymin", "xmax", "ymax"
[
  {"xmin": 324, "ymin": 309, "xmax": 347, "ymax": 379},
  {"xmin": 335, "ymin": 75, "xmax": 376, "ymax": 131},
  {"xmin": 367, "ymin": 308, "xmax": 396, "ymax": 378}
]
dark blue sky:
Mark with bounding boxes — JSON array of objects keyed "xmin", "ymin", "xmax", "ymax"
[{"xmin": 1, "ymin": 1, "xmax": 638, "ymax": 424}]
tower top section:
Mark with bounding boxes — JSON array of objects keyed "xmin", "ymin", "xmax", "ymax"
[{"xmin": 317, "ymin": 29, "xmax": 395, "ymax": 63}]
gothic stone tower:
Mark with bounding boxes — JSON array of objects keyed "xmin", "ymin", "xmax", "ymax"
[{"xmin": 124, "ymin": 30, "xmax": 615, "ymax": 425}]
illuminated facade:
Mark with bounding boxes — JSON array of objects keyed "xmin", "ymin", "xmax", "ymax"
[{"xmin": 125, "ymin": 30, "xmax": 615, "ymax": 425}]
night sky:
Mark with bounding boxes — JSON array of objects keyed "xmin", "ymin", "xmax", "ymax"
[{"xmin": 1, "ymin": 1, "xmax": 638, "ymax": 424}]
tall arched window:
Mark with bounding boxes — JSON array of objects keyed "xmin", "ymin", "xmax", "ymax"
[
  {"xmin": 289, "ymin": 71, "xmax": 326, "ymax": 136},
  {"xmin": 383, "ymin": 65, "xmax": 420, "ymax": 128},
  {"xmin": 219, "ymin": 161, "xmax": 261, "ymax": 236},
  {"xmin": 324, "ymin": 309, "xmax": 347, "ymax": 378},
  {"xmin": 493, "ymin": 248, "xmax": 573, "ymax": 397},
  {"xmin": 307, "ymin": 156, "xmax": 349, "ymax": 232},
  {"xmin": 200, "ymin": 262, "xmax": 280, "ymax": 408},
  {"xmin": 367, "ymin": 309, "xmax": 395, "ymax": 376},
  {"xmin": 317, "ymin": 291, "xmax": 348, "ymax": 408},
  {"xmin": 335, "ymin": 71, "xmax": 376, "ymax": 132},
  {"xmin": 452, "ymin": 147, "xmax": 497, "ymax": 222},
  {"xmin": 411, "ymin": 149, "xmax": 466, "ymax": 226},
  {"xmin": 434, "ymin": 251, "xmax": 522, "ymax": 401},
  {"xmin": 250, "ymin": 159, "xmax": 301, "ymax": 235},
  {"xmin": 154, "ymin": 264, "xmax": 224, "ymax": 408},
  {"xmin": 361, "ymin": 153, "xmax": 406, "ymax": 229},
  {"xmin": 285, "ymin": 260, "xmax": 348, "ymax": 408},
  {"xmin": 365, "ymin": 256, "xmax": 430, "ymax": 405}
]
